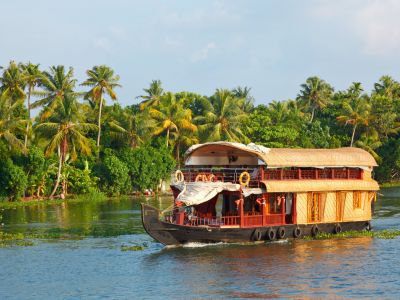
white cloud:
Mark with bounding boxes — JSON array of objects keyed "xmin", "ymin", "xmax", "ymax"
[{"xmin": 191, "ymin": 42, "xmax": 217, "ymax": 62}]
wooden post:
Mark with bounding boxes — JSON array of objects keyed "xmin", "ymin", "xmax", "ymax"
[
  {"xmin": 282, "ymin": 194, "xmax": 286, "ymax": 224},
  {"xmin": 239, "ymin": 198, "xmax": 244, "ymax": 227},
  {"xmin": 279, "ymin": 169, "xmax": 283, "ymax": 180},
  {"xmin": 262, "ymin": 197, "xmax": 267, "ymax": 226},
  {"xmin": 292, "ymin": 193, "xmax": 297, "ymax": 223}
]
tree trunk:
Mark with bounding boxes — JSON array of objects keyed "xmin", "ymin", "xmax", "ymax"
[
  {"xmin": 24, "ymin": 85, "xmax": 32, "ymax": 148},
  {"xmin": 350, "ymin": 123, "xmax": 357, "ymax": 147},
  {"xmin": 50, "ymin": 146, "xmax": 63, "ymax": 199},
  {"xmin": 310, "ymin": 107, "xmax": 315, "ymax": 123},
  {"xmin": 176, "ymin": 141, "xmax": 180, "ymax": 168},
  {"xmin": 97, "ymin": 93, "xmax": 104, "ymax": 148},
  {"xmin": 166, "ymin": 128, "xmax": 170, "ymax": 147}
]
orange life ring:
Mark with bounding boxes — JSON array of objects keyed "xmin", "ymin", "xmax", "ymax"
[
  {"xmin": 195, "ymin": 173, "xmax": 209, "ymax": 182},
  {"xmin": 239, "ymin": 171, "xmax": 250, "ymax": 186}
]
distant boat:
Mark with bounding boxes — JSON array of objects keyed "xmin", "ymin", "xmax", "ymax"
[{"xmin": 142, "ymin": 142, "xmax": 379, "ymax": 246}]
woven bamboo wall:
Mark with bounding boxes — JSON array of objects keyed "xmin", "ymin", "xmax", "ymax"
[{"xmin": 296, "ymin": 191, "xmax": 372, "ymax": 224}]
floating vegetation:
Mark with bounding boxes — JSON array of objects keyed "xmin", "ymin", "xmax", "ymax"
[
  {"xmin": 121, "ymin": 243, "xmax": 148, "ymax": 251},
  {"xmin": 304, "ymin": 229, "xmax": 400, "ymax": 241}
]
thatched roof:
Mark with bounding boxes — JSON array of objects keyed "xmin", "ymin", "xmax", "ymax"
[
  {"xmin": 185, "ymin": 142, "xmax": 378, "ymax": 168},
  {"xmin": 261, "ymin": 179, "xmax": 379, "ymax": 192}
]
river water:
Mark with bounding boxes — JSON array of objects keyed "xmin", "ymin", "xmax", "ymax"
[{"xmin": 0, "ymin": 188, "xmax": 400, "ymax": 299}]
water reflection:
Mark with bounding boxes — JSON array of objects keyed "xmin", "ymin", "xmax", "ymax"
[{"xmin": 0, "ymin": 188, "xmax": 399, "ymax": 298}]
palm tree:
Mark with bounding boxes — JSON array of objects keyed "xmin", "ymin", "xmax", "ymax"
[
  {"xmin": 81, "ymin": 65, "xmax": 121, "ymax": 148},
  {"xmin": 32, "ymin": 65, "xmax": 77, "ymax": 120},
  {"xmin": 35, "ymin": 95, "xmax": 97, "ymax": 198},
  {"xmin": 297, "ymin": 76, "xmax": 333, "ymax": 123},
  {"xmin": 139, "ymin": 80, "xmax": 164, "ymax": 110},
  {"xmin": 195, "ymin": 89, "xmax": 249, "ymax": 142},
  {"xmin": 336, "ymin": 86, "xmax": 371, "ymax": 147},
  {"xmin": 0, "ymin": 95, "xmax": 26, "ymax": 152},
  {"xmin": 109, "ymin": 108, "xmax": 155, "ymax": 148},
  {"xmin": 355, "ymin": 130, "xmax": 382, "ymax": 163},
  {"xmin": 20, "ymin": 62, "xmax": 42, "ymax": 147},
  {"xmin": 232, "ymin": 86, "xmax": 254, "ymax": 113},
  {"xmin": 150, "ymin": 92, "xmax": 197, "ymax": 152},
  {"xmin": 0, "ymin": 61, "xmax": 26, "ymax": 105},
  {"xmin": 374, "ymin": 75, "xmax": 400, "ymax": 99}
]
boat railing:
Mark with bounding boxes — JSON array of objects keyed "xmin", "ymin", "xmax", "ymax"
[
  {"xmin": 163, "ymin": 212, "xmax": 285, "ymax": 227},
  {"xmin": 171, "ymin": 167, "xmax": 261, "ymax": 187}
]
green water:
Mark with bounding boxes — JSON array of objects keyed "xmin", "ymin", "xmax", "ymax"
[{"xmin": 0, "ymin": 189, "xmax": 400, "ymax": 299}]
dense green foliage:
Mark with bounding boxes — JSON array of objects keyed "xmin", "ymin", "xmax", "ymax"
[{"xmin": 1, "ymin": 60, "xmax": 400, "ymax": 201}]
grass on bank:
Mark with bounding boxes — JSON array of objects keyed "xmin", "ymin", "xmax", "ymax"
[{"xmin": 0, "ymin": 191, "xmax": 109, "ymax": 209}]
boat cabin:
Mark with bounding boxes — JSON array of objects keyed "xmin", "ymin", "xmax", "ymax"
[{"xmin": 168, "ymin": 142, "xmax": 379, "ymax": 230}]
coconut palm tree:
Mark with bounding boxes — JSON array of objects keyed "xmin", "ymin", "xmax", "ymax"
[
  {"xmin": 81, "ymin": 65, "xmax": 121, "ymax": 148},
  {"xmin": 297, "ymin": 76, "xmax": 333, "ymax": 123},
  {"xmin": 0, "ymin": 61, "xmax": 26, "ymax": 105},
  {"xmin": 195, "ymin": 89, "xmax": 249, "ymax": 142},
  {"xmin": 336, "ymin": 88, "xmax": 371, "ymax": 147},
  {"xmin": 139, "ymin": 80, "xmax": 164, "ymax": 110},
  {"xmin": 20, "ymin": 62, "xmax": 42, "ymax": 147},
  {"xmin": 35, "ymin": 95, "xmax": 97, "ymax": 198},
  {"xmin": 0, "ymin": 95, "xmax": 26, "ymax": 152},
  {"xmin": 232, "ymin": 86, "xmax": 254, "ymax": 113},
  {"xmin": 355, "ymin": 130, "xmax": 382, "ymax": 163},
  {"xmin": 374, "ymin": 75, "xmax": 400, "ymax": 99},
  {"xmin": 109, "ymin": 108, "xmax": 155, "ymax": 148},
  {"xmin": 32, "ymin": 65, "xmax": 77, "ymax": 120},
  {"xmin": 149, "ymin": 92, "xmax": 197, "ymax": 151}
]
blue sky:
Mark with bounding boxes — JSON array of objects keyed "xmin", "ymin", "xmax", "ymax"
[{"xmin": 1, "ymin": 0, "xmax": 400, "ymax": 106}]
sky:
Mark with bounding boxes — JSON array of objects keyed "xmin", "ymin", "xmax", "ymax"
[{"xmin": 1, "ymin": 0, "xmax": 400, "ymax": 106}]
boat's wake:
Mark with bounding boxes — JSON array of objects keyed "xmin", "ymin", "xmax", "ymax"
[{"xmin": 181, "ymin": 242, "xmax": 226, "ymax": 248}]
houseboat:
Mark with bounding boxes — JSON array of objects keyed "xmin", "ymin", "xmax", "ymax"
[{"xmin": 141, "ymin": 142, "xmax": 379, "ymax": 245}]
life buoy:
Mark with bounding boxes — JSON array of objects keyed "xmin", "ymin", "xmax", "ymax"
[
  {"xmin": 208, "ymin": 174, "xmax": 216, "ymax": 182},
  {"xmin": 239, "ymin": 171, "xmax": 250, "ymax": 186},
  {"xmin": 267, "ymin": 228, "xmax": 276, "ymax": 240},
  {"xmin": 175, "ymin": 170, "xmax": 184, "ymax": 183},
  {"xmin": 195, "ymin": 173, "xmax": 208, "ymax": 182},
  {"xmin": 253, "ymin": 228, "xmax": 262, "ymax": 241},
  {"xmin": 311, "ymin": 225, "xmax": 319, "ymax": 237},
  {"xmin": 334, "ymin": 223, "xmax": 342, "ymax": 234},
  {"xmin": 277, "ymin": 227, "xmax": 286, "ymax": 239},
  {"xmin": 293, "ymin": 226, "xmax": 302, "ymax": 238}
]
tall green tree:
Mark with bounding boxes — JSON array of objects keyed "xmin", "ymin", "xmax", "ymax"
[
  {"xmin": 297, "ymin": 76, "xmax": 333, "ymax": 123},
  {"xmin": 20, "ymin": 62, "xmax": 42, "ymax": 147},
  {"xmin": 196, "ymin": 89, "xmax": 248, "ymax": 142},
  {"xmin": 81, "ymin": 65, "xmax": 121, "ymax": 148},
  {"xmin": 0, "ymin": 61, "xmax": 26, "ymax": 105},
  {"xmin": 0, "ymin": 95, "xmax": 26, "ymax": 152},
  {"xmin": 149, "ymin": 92, "xmax": 197, "ymax": 160},
  {"xmin": 232, "ymin": 86, "xmax": 254, "ymax": 113},
  {"xmin": 109, "ymin": 107, "xmax": 155, "ymax": 148},
  {"xmin": 32, "ymin": 65, "xmax": 77, "ymax": 120},
  {"xmin": 35, "ymin": 95, "xmax": 97, "ymax": 198},
  {"xmin": 139, "ymin": 80, "xmax": 164, "ymax": 110},
  {"xmin": 336, "ymin": 84, "xmax": 371, "ymax": 147}
]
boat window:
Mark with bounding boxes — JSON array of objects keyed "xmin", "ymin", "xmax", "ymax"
[{"xmin": 267, "ymin": 193, "xmax": 284, "ymax": 214}]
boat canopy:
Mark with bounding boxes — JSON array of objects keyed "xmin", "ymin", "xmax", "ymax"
[
  {"xmin": 184, "ymin": 142, "xmax": 378, "ymax": 168},
  {"xmin": 174, "ymin": 182, "xmax": 264, "ymax": 206},
  {"xmin": 261, "ymin": 179, "xmax": 379, "ymax": 193}
]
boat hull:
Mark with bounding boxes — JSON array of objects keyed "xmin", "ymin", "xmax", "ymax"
[{"xmin": 141, "ymin": 204, "xmax": 371, "ymax": 246}]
